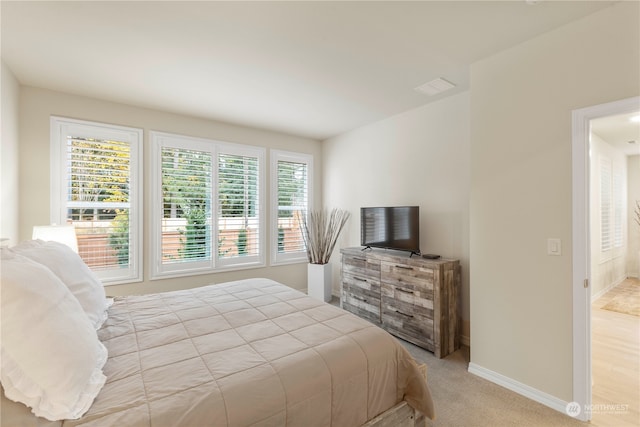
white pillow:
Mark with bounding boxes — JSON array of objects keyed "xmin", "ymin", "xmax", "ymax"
[
  {"xmin": 12, "ymin": 239, "xmax": 108, "ymax": 329},
  {"xmin": 0, "ymin": 249, "xmax": 107, "ymax": 421}
]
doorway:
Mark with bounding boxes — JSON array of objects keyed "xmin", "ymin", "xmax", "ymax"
[{"xmin": 572, "ymin": 96, "xmax": 640, "ymax": 423}]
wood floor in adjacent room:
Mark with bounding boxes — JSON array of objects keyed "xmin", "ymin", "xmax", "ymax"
[{"xmin": 591, "ymin": 277, "xmax": 640, "ymax": 427}]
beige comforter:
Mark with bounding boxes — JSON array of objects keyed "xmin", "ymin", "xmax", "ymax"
[{"xmin": 2, "ymin": 278, "xmax": 434, "ymax": 426}]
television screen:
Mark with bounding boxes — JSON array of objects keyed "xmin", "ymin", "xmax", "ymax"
[{"xmin": 360, "ymin": 206, "xmax": 420, "ymax": 254}]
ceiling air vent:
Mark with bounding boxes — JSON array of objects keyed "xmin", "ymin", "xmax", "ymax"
[{"xmin": 414, "ymin": 78, "xmax": 456, "ymax": 97}]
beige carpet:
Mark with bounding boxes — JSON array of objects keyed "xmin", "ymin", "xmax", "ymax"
[
  {"xmin": 601, "ymin": 280, "xmax": 640, "ymax": 317},
  {"xmin": 329, "ymin": 297, "xmax": 588, "ymax": 426},
  {"xmin": 398, "ymin": 342, "xmax": 588, "ymax": 427}
]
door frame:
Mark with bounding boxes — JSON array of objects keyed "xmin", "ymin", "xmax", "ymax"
[{"xmin": 571, "ymin": 96, "xmax": 639, "ymax": 422}]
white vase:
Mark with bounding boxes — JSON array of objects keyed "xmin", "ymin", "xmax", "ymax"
[{"xmin": 308, "ymin": 263, "xmax": 332, "ymax": 302}]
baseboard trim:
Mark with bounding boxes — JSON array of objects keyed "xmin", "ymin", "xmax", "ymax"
[{"xmin": 468, "ymin": 363, "xmax": 570, "ymax": 416}]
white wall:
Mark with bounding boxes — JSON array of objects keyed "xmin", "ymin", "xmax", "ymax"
[
  {"xmin": 18, "ymin": 86, "xmax": 322, "ymax": 295},
  {"xmin": 470, "ymin": 1, "xmax": 639, "ymax": 403},
  {"xmin": 628, "ymin": 154, "xmax": 640, "ymax": 278},
  {"xmin": 323, "ymin": 92, "xmax": 470, "ymax": 341},
  {"xmin": 590, "ymin": 133, "xmax": 628, "ymax": 298},
  {"xmin": 1, "ymin": 61, "xmax": 20, "ymax": 245}
]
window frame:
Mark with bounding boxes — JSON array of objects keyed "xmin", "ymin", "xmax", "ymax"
[
  {"xmin": 599, "ymin": 156, "xmax": 613, "ymax": 255},
  {"xmin": 270, "ymin": 149, "xmax": 314, "ymax": 266},
  {"xmin": 150, "ymin": 132, "xmax": 216, "ymax": 278},
  {"xmin": 598, "ymin": 155, "xmax": 627, "ymax": 261},
  {"xmin": 150, "ymin": 131, "xmax": 265, "ymax": 279},
  {"xmin": 216, "ymin": 142, "xmax": 266, "ymax": 271},
  {"xmin": 612, "ymin": 167, "xmax": 625, "ymax": 249},
  {"xmin": 50, "ymin": 116, "xmax": 143, "ymax": 285}
]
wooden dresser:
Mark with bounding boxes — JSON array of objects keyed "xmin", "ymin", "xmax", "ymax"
[{"xmin": 340, "ymin": 247, "xmax": 461, "ymax": 358}]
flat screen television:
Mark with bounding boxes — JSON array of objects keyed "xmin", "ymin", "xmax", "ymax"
[{"xmin": 360, "ymin": 206, "xmax": 420, "ymax": 255}]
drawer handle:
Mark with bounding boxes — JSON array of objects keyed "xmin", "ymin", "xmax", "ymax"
[
  {"xmin": 354, "ymin": 276, "xmax": 368, "ymax": 282},
  {"xmin": 397, "ymin": 288, "xmax": 414, "ymax": 294},
  {"xmin": 352, "ymin": 295, "xmax": 368, "ymax": 303},
  {"xmin": 395, "ymin": 265, "xmax": 413, "ymax": 270},
  {"xmin": 395, "ymin": 310, "xmax": 414, "ymax": 318},
  {"xmin": 354, "ymin": 257, "xmax": 367, "ymax": 262}
]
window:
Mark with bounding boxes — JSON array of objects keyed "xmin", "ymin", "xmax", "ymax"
[
  {"xmin": 217, "ymin": 146, "xmax": 263, "ymax": 268},
  {"xmin": 153, "ymin": 135, "xmax": 214, "ymax": 276},
  {"xmin": 151, "ymin": 132, "xmax": 264, "ymax": 278},
  {"xmin": 271, "ymin": 150, "xmax": 313, "ymax": 265},
  {"xmin": 600, "ymin": 156, "xmax": 626, "ymax": 256},
  {"xmin": 600, "ymin": 157, "xmax": 612, "ymax": 253},
  {"xmin": 50, "ymin": 117, "xmax": 142, "ymax": 285},
  {"xmin": 613, "ymin": 169, "xmax": 624, "ymax": 248}
]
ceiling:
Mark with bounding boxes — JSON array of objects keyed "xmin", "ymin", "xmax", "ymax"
[
  {"xmin": 591, "ymin": 112, "xmax": 640, "ymax": 157},
  {"xmin": 1, "ymin": 1, "xmax": 617, "ymax": 140}
]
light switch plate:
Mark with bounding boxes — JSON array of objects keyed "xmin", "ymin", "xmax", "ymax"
[{"xmin": 547, "ymin": 238, "xmax": 561, "ymax": 256}]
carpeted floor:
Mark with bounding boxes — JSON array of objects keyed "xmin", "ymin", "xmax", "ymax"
[
  {"xmin": 398, "ymin": 341, "xmax": 587, "ymax": 427},
  {"xmin": 329, "ymin": 297, "xmax": 590, "ymax": 426}
]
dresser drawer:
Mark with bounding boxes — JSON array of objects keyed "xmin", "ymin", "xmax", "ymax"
[
  {"xmin": 343, "ymin": 272, "xmax": 380, "ymax": 296},
  {"xmin": 381, "ymin": 282, "xmax": 433, "ymax": 318},
  {"xmin": 381, "ymin": 297, "xmax": 434, "ymax": 351},
  {"xmin": 342, "ymin": 290, "xmax": 381, "ymax": 324},
  {"xmin": 342, "ymin": 254, "xmax": 380, "ymax": 280},
  {"xmin": 380, "ymin": 261, "xmax": 435, "ymax": 294}
]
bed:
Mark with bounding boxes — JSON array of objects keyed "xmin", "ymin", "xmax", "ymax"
[{"xmin": 1, "ymin": 241, "xmax": 434, "ymax": 427}]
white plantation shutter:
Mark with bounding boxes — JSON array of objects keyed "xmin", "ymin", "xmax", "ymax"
[
  {"xmin": 277, "ymin": 161, "xmax": 308, "ymax": 252},
  {"xmin": 51, "ymin": 117, "xmax": 142, "ymax": 284},
  {"xmin": 613, "ymin": 168, "xmax": 624, "ymax": 248},
  {"xmin": 151, "ymin": 133, "xmax": 265, "ymax": 278},
  {"xmin": 271, "ymin": 150, "xmax": 313, "ymax": 265},
  {"xmin": 600, "ymin": 157, "xmax": 612, "ymax": 253},
  {"xmin": 217, "ymin": 150, "xmax": 262, "ymax": 267},
  {"xmin": 67, "ymin": 138, "xmax": 131, "ymax": 268},
  {"xmin": 160, "ymin": 146, "xmax": 213, "ymax": 268}
]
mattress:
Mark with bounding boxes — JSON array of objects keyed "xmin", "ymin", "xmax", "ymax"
[{"xmin": 1, "ymin": 278, "xmax": 434, "ymax": 426}]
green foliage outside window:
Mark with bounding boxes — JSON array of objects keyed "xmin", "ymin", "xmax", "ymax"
[
  {"xmin": 68, "ymin": 137, "xmax": 132, "ymax": 265},
  {"xmin": 278, "ymin": 227, "xmax": 285, "ymax": 252},
  {"xmin": 218, "ymin": 154, "xmax": 258, "ymax": 258},
  {"xmin": 179, "ymin": 207, "xmax": 208, "ymax": 260},
  {"xmin": 109, "ymin": 209, "xmax": 129, "ymax": 265},
  {"xmin": 162, "ymin": 148, "xmax": 211, "ymax": 261},
  {"xmin": 236, "ymin": 228, "xmax": 248, "ymax": 255},
  {"xmin": 277, "ymin": 161, "xmax": 306, "ymax": 219}
]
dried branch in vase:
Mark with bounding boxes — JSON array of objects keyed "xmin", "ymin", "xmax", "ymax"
[{"xmin": 298, "ymin": 209, "xmax": 351, "ymax": 265}]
